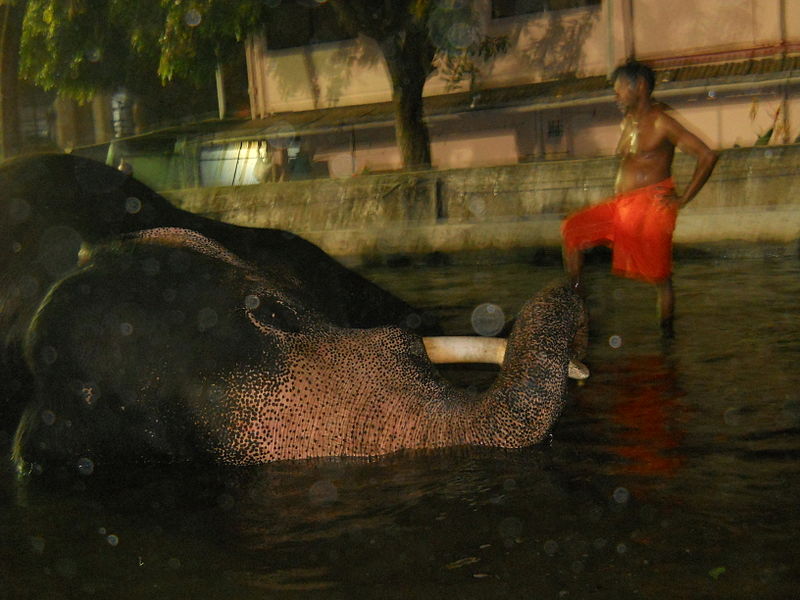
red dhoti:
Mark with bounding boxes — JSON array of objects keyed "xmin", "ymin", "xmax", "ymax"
[{"xmin": 561, "ymin": 178, "xmax": 678, "ymax": 283}]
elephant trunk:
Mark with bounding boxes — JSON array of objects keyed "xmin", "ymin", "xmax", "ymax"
[
  {"xmin": 199, "ymin": 285, "xmax": 586, "ymax": 462},
  {"xmin": 465, "ymin": 285, "xmax": 585, "ymax": 448}
]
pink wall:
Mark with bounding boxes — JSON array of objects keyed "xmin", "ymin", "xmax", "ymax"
[{"xmin": 243, "ymin": 0, "xmax": 798, "ymax": 175}]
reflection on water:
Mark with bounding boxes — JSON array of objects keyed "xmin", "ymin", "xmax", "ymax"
[
  {"xmin": 601, "ymin": 355, "xmax": 687, "ymax": 480},
  {"xmin": 1, "ymin": 255, "xmax": 799, "ymax": 598}
]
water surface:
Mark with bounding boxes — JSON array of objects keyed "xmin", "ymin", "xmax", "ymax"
[{"xmin": 1, "ymin": 255, "xmax": 798, "ymax": 599}]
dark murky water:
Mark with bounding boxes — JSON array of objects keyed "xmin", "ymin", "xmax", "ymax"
[{"xmin": 2, "ymin": 255, "xmax": 799, "ymax": 599}]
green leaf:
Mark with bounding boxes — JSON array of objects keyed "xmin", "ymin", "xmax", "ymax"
[{"xmin": 708, "ymin": 566, "xmax": 726, "ymax": 580}]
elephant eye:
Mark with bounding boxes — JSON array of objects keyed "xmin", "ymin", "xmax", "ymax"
[{"xmin": 244, "ymin": 294, "xmax": 301, "ymax": 333}]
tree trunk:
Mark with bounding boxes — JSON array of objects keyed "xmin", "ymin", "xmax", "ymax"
[
  {"xmin": 0, "ymin": 1, "xmax": 24, "ymax": 161},
  {"xmin": 380, "ymin": 31, "xmax": 433, "ymax": 170}
]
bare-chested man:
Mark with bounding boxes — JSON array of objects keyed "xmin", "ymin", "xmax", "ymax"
[{"xmin": 562, "ymin": 60, "xmax": 718, "ymax": 335}]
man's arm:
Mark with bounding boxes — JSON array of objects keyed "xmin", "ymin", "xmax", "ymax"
[{"xmin": 659, "ymin": 113, "xmax": 718, "ymax": 207}]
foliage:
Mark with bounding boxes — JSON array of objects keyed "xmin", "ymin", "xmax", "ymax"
[
  {"xmin": 16, "ymin": 0, "xmax": 506, "ymax": 167},
  {"xmin": 19, "ymin": 0, "xmax": 505, "ymax": 97},
  {"xmin": 327, "ymin": 0, "xmax": 507, "ymax": 167},
  {"xmin": 436, "ymin": 34, "xmax": 509, "ymax": 91},
  {"xmin": 19, "ymin": 0, "xmax": 266, "ymax": 100},
  {"xmin": 20, "ymin": 0, "xmax": 159, "ymax": 100},
  {"xmin": 156, "ymin": 1, "xmax": 263, "ymax": 82}
]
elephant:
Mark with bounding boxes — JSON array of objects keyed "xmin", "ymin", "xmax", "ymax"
[
  {"xmin": 3, "ymin": 154, "xmax": 588, "ymax": 471},
  {"xmin": 0, "ymin": 153, "xmax": 435, "ymax": 440},
  {"xmin": 13, "ymin": 226, "xmax": 587, "ymax": 471}
]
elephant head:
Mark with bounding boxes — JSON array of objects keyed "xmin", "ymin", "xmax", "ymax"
[
  {"xmin": 14, "ymin": 229, "xmax": 587, "ymax": 471},
  {"xmin": 0, "ymin": 154, "xmax": 434, "ymax": 441}
]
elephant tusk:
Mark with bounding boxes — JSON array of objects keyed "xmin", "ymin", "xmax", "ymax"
[
  {"xmin": 422, "ymin": 337, "xmax": 589, "ymax": 380},
  {"xmin": 423, "ymin": 336, "xmax": 507, "ymax": 366},
  {"xmin": 567, "ymin": 359, "xmax": 590, "ymax": 380}
]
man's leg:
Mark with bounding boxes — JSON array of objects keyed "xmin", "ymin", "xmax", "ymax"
[
  {"xmin": 656, "ymin": 277, "xmax": 675, "ymax": 336},
  {"xmin": 562, "ymin": 244, "xmax": 584, "ymax": 291},
  {"xmin": 561, "ymin": 200, "xmax": 615, "ymax": 293}
]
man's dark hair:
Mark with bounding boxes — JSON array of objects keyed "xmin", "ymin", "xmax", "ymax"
[{"xmin": 612, "ymin": 59, "xmax": 656, "ymax": 94}]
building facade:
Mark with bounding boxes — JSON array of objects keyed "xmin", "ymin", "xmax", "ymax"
[
  {"xmin": 46, "ymin": 0, "xmax": 799, "ymax": 191},
  {"xmin": 225, "ymin": 0, "xmax": 798, "ymax": 185}
]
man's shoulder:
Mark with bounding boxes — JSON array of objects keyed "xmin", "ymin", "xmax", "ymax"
[
  {"xmin": 649, "ymin": 102, "xmax": 674, "ymax": 122},
  {"xmin": 650, "ymin": 104, "xmax": 684, "ymax": 133},
  {"xmin": 652, "ymin": 100, "xmax": 674, "ymax": 112}
]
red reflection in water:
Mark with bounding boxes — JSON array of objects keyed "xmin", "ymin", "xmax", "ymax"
[{"xmin": 606, "ymin": 355, "xmax": 688, "ymax": 478}]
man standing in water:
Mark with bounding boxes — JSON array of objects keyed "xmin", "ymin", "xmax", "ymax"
[{"xmin": 562, "ymin": 60, "xmax": 718, "ymax": 336}]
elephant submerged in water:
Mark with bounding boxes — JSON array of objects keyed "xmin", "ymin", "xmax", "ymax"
[
  {"xmin": 3, "ymin": 154, "xmax": 587, "ymax": 472},
  {"xmin": 0, "ymin": 153, "xmax": 432, "ymax": 442}
]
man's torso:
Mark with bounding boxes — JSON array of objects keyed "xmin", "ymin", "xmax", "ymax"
[{"xmin": 615, "ymin": 105, "xmax": 675, "ymax": 194}]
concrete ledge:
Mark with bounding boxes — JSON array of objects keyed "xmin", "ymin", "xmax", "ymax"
[{"xmin": 163, "ymin": 144, "xmax": 800, "ymax": 264}]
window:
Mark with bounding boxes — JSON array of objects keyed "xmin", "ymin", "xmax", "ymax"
[
  {"xmin": 492, "ymin": 0, "xmax": 600, "ymax": 19},
  {"xmin": 547, "ymin": 119, "xmax": 564, "ymax": 139}
]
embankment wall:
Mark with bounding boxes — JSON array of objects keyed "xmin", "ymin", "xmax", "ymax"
[{"xmin": 163, "ymin": 144, "xmax": 800, "ymax": 264}]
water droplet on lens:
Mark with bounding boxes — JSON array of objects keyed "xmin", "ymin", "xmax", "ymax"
[
  {"xmin": 544, "ymin": 539, "xmax": 559, "ymax": 556},
  {"xmin": 609, "ymin": 335, "xmax": 622, "ymax": 349},
  {"xmin": 125, "ymin": 197, "xmax": 142, "ymax": 214},
  {"xmin": 119, "ymin": 322, "xmax": 133, "ymax": 336},
  {"xmin": 723, "ymin": 407, "xmax": 741, "ymax": 426},
  {"xmin": 612, "ymin": 487, "xmax": 630, "ymax": 504},
  {"xmin": 245, "ymin": 294, "xmax": 260, "ymax": 310},
  {"xmin": 38, "ymin": 226, "xmax": 84, "ymax": 278},
  {"xmin": 8, "ymin": 197, "xmax": 31, "ymax": 224},
  {"xmin": 329, "ymin": 153, "xmax": 354, "ymax": 178},
  {"xmin": 41, "ymin": 410, "xmax": 56, "ymax": 426},
  {"xmin": 184, "ymin": 9, "xmax": 202, "ymax": 27},
  {"xmin": 142, "ymin": 257, "xmax": 160, "ymax": 276},
  {"xmin": 309, "ymin": 479, "xmax": 338, "ymax": 505},
  {"xmin": 265, "ymin": 121, "xmax": 296, "ymax": 148},
  {"xmin": 471, "ymin": 303, "xmax": 505, "ymax": 336},
  {"xmin": 593, "ymin": 537, "xmax": 607, "ymax": 550},
  {"xmin": 405, "ymin": 313, "xmax": 423, "ymax": 329},
  {"xmin": 29, "ymin": 536, "xmax": 46, "ymax": 554},
  {"xmin": 446, "ymin": 22, "xmax": 479, "ymax": 49},
  {"xmin": 467, "ymin": 197, "xmax": 486, "ymax": 216},
  {"xmin": 77, "ymin": 457, "xmax": 94, "ymax": 476},
  {"xmin": 197, "ymin": 307, "xmax": 218, "ymax": 331},
  {"xmin": 41, "ymin": 345, "xmax": 58, "ymax": 365},
  {"xmin": 497, "ymin": 517, "xmax": 522, "ymax": 541},
  {"xmin": 107, "ymin": 534, "xmax": 119, "ymax": 546}
]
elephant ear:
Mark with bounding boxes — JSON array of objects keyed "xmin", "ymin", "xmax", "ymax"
[
  {"xmin": 17, "ymin": 239, "xmax": 288, "ymax": 468},
  {"xmin": 123, "ymin": 228, "xmax": 255, "ymax": 272}
]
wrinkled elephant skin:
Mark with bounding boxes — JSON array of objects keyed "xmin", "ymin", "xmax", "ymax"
[
  {"xmin": 2, "ymin": 154, "xmax": 586, "ymax": 471},
  {"xmin": 0, "ymin": 154, "xmax": 433, "ymax": 441},
  {"xmin": 14, "ymin": 228, "xmax": 586, "ymax": 469}
]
